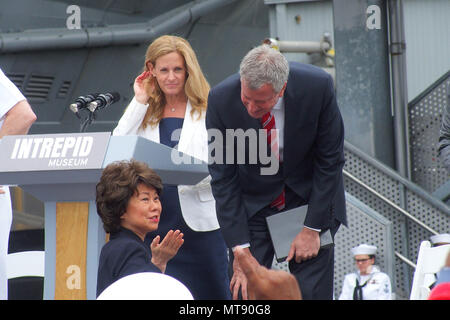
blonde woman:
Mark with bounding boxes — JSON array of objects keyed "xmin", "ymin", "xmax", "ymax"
[{"xmin": 113, "ymin": 35, "xmax": 230, "ymax": 299}]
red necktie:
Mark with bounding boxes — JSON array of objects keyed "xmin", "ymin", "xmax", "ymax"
[{"xmin": 261, "ymin": 112, "xmax": 285, "ymax": 211}]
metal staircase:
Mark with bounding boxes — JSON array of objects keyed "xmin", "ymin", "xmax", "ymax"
[
  {"xmin": 338, "ymin": 141, "xmax": 449, "ymax": 299},
  {"xmin": 336, "ymin": 71, "xmax": 450, "ymax": 300}
]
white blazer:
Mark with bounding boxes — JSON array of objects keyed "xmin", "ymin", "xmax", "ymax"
[{"xmin": 113, "ymin": 97, "xmax": 219, "ymax": 232}]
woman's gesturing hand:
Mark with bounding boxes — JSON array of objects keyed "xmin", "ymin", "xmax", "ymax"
[{"xmin": 150, "ymin": 229, "xmax": 184, "ymax": 273}]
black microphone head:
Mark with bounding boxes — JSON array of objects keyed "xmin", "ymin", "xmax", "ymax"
[
  {"xmin": 85, "ymin": 93, "xmax": 100, "ymax": 100},
  {"xmin": 109, "ymin": 92, "xmax": 120, "ymax": 102},
  {"xmin": 88, "ymin": 91, "xmax": 121, "ymax": 112}
]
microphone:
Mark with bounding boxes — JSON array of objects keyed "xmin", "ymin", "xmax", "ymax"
[
  {"xmin": 69, "ymin": 93, "xmax": 99, "ymax": 114},
  {"xmin": 88, "ymin": 92, "xmax": 120, "ymax": 112}
]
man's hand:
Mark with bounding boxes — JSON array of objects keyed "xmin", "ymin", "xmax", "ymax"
[
  {"xmin": 0, "ymin": 186, "xmax": 5, "ymax": 194},
  {"xmin": 286, "ymin": 227, "xmax": 320, "ymax": 263},
  {"xmin": 234, "ymin": 247, "xmax": 301, "ymax": 300}
]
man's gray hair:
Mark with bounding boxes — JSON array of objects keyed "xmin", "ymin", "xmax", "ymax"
[{"xmin": 239, "ymin": 45, "xmax": 289, "ymax": 93}]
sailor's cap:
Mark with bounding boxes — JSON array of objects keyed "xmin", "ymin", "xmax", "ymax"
[
  {"xmin": 351, "ymin": 244, "xmax": 377, "ymax": 256},
  {"xmin": 430, "ymin": 233, "xmax": 450, "ymax": 245}
]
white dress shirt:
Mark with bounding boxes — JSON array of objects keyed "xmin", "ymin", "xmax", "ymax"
[{"xmin": 271, "ymin": 97, "xmax": 284, "ymax": 162}]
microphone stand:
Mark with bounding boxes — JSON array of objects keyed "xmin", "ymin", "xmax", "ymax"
[
  {"xmin": 79, "ymin": 110, "xmax": 96, "ymax": 133},
  {"xmin": 70, "ymin": 92, "xmax": 120, "ymax": 132}
]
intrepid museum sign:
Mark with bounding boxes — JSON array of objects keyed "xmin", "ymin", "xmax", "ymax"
[{"xmin": 0, "ymin": 132, "xmax": 111, "ymax": 171}]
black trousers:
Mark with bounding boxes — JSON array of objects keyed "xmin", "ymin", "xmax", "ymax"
[{"xmin": 229, "ymin": 187, "xmax": 341, "ymax": 300}]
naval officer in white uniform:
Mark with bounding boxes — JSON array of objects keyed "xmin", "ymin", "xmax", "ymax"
[{"xmin": 339, "ymin": 244, "xmax": 392, "ymax": 300}]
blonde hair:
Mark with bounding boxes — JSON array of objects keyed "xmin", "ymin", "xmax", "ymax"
[{"xmin": 140, "ymin": 35, "xmax": 210, "ymax": 129}]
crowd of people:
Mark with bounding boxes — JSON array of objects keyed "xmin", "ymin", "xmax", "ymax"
[{"xmin": 1, "ymin": 33, "xmax": 449, "ymax": 300}]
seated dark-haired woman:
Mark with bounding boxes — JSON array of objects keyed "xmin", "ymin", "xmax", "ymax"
[{"xmin": 95, "ymin": 159, "xmax": 184, "ymax": 297}]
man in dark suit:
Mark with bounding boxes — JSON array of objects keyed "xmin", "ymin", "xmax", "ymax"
[{"xmin": 206, "ymin": 45, "xmax": 346, "ymax": 300}]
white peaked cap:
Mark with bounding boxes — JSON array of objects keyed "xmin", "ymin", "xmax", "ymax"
[
  {"xmin": 351, "ymin": 244, "xmax": 377, "ymax": 256},
  {"xmin": 430, "ymin": 233, "xmax": 450, "ymax": 245}
]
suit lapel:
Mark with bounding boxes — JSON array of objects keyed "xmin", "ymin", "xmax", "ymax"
[{"xmin": 282, "ymin": 85, "xmax": 304, "ymax": 175}]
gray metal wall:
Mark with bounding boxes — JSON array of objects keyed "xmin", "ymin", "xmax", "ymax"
[
  {"xmin": 266, "ymin": 0, "xmax": 450, "ymax": 105},
  {"xmin": 265, "ymin": 0, "xmax": 335, "ymax": 64},
  {"xmin": 408, "ymin": 72, "xmax": 450, "ymax": 195},
  {"xmin": 403, "ymin": 0, "xmax": 450, "ymax": 102},
  {"xmin": 0, "ymin": 0, "xmax": 269, "ymax": 136}
]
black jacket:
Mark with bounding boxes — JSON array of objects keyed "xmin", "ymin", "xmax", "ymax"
[{"xmin": 96, "ymin": 227, "xmax": 160, "ymax": 297}]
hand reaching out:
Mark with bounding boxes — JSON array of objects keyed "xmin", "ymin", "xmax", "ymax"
[
  {"xmin": 150, "ymin": 229, "xmax": 184, "ymax": 273},
  {"xmin": 234, "ymin": 247, "xmax": 302, "ymax": 300},
  {"xmin": 230, "ymin": 250, "xmax": 249, "ymax": 300}
]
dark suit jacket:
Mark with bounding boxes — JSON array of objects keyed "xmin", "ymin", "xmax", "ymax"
[
  {"xmin": 206, "ymin": 62, "xmax": 347, "ymax": 249},
  {"xmin": 96, "ymin": 227, "xmax": 161, "ymax": 297}
]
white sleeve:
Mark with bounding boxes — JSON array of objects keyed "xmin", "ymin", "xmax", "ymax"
[
  {"xmin": 0, "ymin": 68, "xmax": 26, "ymax": 119},
  {"xmin": 338, "ymin": 274, "xmax": 354, "ymax": 300},
  {"xmin": 112, "ymin": 96, "xmax": 149, "ymax": 136}
]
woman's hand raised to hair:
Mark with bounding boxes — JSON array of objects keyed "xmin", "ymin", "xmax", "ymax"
[{"xmin": 134, "ymin": 71, "xmax": 153, "ymax": 105}]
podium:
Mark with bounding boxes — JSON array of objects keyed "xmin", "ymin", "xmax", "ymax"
[{"xmin": 0, "ymin": 133, "xmax": 209, "ymax": 300}]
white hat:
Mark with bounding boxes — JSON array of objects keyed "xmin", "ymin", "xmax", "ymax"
[
  {"xmin": 351, "ymin": 244, "xmax": 377, "ymax": 256},
  {"xmin": 97, "ymin": 272, "xmax": 193, "ymax": 300},
  {"xmin": 430, "ymin": 233, "xmax": 450, "ymax": 245}
]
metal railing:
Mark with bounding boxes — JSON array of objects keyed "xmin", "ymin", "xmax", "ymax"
[
  {"xmin": 345, "ymin": 141, "xmax": 450, "ymax": 216},
  {"xmin": 343, "ymin": 169, "xmax": 437, "ymax": 270},
  {"xmin": 343, "ymin": 170, "xmax": 439, "ymax": 236}
]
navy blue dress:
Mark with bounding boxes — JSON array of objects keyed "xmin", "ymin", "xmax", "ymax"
[{"xmin": 145, "ymin": 118, "xmax": 231, "ymax": 300}]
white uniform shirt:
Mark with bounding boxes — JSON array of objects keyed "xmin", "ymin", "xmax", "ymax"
[
  {"xmin": 0, "ymin": 68, "xmax": 26, "ymax": 300},
  {"xmin": 338, "ymin": 265, "xmax": 392, "ymax": 300},
  {"xmin": 0, "ymin": 69, "xmax": 25, "ymax": 126}
]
